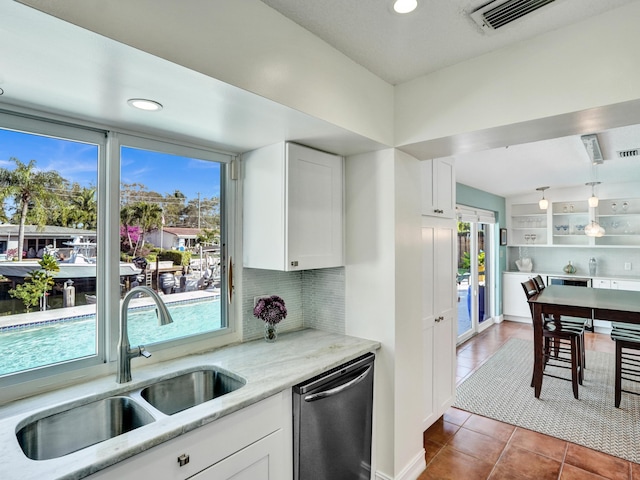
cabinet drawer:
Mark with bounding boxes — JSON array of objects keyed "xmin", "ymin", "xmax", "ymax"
[{"xmin": 87, "ymin": 392, "xmax": 288, "ymax": 480}]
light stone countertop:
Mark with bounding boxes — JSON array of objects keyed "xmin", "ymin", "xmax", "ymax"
[
  {"xmin": 1, "ymin": 329, "xmax": 380, "ymax": 480},
  {"xmin": 503, "ymin": 270, "xmax": 640, "ymax": 281}
]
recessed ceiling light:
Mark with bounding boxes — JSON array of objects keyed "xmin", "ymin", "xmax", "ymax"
[
  {"xmin": 393, "ymin": 0, "xmax": 417, "ymax": 14},
  {"xmin": 127, "ymin": 98, "xmax": 163, "ymax": 111}
]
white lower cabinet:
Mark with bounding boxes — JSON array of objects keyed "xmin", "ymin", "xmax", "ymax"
[
  {"xmin": 593, "ymin": 278, "xmax": 611, "ymax": 289},
  {"xmin": 611, "ymin": 279, "xmax": 640, "ymax": 291},
  {"xmin": 87, "ymin": 391, "xmax": 292, "ymax": 480},
  {"xmin": 592, "ymin": 278, "xmax": 640, "ymax": 291},
  {"xmin": 190, "ymin": 430, "xmax": 285, "ymax": 480},
  {"xmin": 502, "ymin": 272, "xmax": 536, "ymax": 321}
]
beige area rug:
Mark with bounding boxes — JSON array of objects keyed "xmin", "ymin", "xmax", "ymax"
[{"xmin": 454, "ymin": 338, "xmax": 640, "ymax": 463}]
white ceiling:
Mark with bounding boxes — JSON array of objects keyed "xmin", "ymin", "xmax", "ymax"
[
  {"xmin": 0, "ymin": 1, "xmax": 386, "ymax": 157},
  {"xmin": 4, "ymin": 0, "xmax": 640, "ymax": 199},
  {"xmin": 260, "ymin": 0, "xmax": 640, "ymax": 197},
  {"xmin": 259, "ymin": 0, "xmax": 636, "ymax": 85},
  {"xmin": 453, "ymin": 124, "xmax": 640, "ymax": 197}
]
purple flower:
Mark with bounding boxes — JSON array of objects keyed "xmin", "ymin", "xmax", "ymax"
[{"xmin": 253, "ymin": 295, "xmax": 287, "ymax": 325}]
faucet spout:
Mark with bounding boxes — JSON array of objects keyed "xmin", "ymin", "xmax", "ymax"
[{"xmin": 117, "ymin": 286, "xmax": 174, "ymax": 383}]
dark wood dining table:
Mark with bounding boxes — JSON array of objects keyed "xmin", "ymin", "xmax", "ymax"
[{"xmin": 528, "ymin": 284, "xmax": 640, "ymax": 398}]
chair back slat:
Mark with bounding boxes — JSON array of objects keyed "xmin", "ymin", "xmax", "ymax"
[
  {"xmin": 521, "ymin": 279, "xmax": 538, "ymax": 300},
  {"xmin": 533, "ymin": 275, "xmax": 545, "ymax": 292}
]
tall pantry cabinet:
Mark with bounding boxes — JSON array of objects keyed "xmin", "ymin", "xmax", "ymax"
[{"xmin": 421, "ymin": 159, "xmax": 457, "ymax": 430}]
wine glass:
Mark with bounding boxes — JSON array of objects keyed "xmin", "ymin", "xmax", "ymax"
[
  {"xmin": 530, "ymin": 234, "xmax": 537, "ymax": 244},
  {"xmin": 524, "ymin": 234, "xmax": 531, "ymax": 244},
  {"xmin": 611, "ymin": 202, "xmax": 618, "ymax": 213},
  {"xmin": 622, "ymin": 201, "xmax": 629, "ymax": 213}
]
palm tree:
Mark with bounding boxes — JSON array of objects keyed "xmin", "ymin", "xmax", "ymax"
[
  {"xmin": 0, "ymin": 158, "xmax": 66, "ymax": 261},
  {"xmin": 120, "ymin": 204, "xmax": 138, "ymax": 255},
  {"xmin": 72, "ymin": 186, "xmax": 97, "ymax": 229},
  {"xmin": 133, "ymin": 202, "xmax": 163, "ymax": 254}
]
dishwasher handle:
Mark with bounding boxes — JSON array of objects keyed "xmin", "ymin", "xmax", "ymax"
[{"xmin": 304, "ymin": 365, "xmax": 372, "ymax": 402}]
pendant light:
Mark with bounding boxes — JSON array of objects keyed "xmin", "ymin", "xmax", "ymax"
[
  {"xmin": 584, "ymin": 162, "xmax": 605, "ymax": 237},
  {"xmin": 586, "ymin": 181, "xmax": 601, "ymax": 208},
  {"xmin": 585, "ymin": 220, "xmax": 605, "ymax": 237},
  {"xmin": 536, "ymin": 186, "xmax": 549, "ymax": 210}
]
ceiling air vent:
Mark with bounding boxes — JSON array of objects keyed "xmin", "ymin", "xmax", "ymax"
[
  {"xmin": 471, "ymin": 0, "xmax": 558, "ymax": 32},
  {"xmin": 618, "ymin": 149, "xmax": 640, "ymax": 158}
]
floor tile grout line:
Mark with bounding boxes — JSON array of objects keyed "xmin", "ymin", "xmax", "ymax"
[{"xmin": 485, "ymin": 424, "xmax": 518, "ymax": 480}]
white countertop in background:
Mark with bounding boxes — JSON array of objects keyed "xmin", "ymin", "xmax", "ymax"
[
  {"xmin": 504, "ymin": 270, "xmax": 640, "ymax": 281},
  {"xmin": 1, "ymin": 329, "xmax": 380, "ymax": 480}
]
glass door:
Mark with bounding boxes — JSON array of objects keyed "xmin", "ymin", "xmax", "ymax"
[{"xmin": 457, "ymin": 208, "xmax": 495, "ymax": 344}]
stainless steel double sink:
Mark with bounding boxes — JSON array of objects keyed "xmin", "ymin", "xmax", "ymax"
[{"xmin": 16, "ymin": 367, "xmax": 245, "ymax": 461}]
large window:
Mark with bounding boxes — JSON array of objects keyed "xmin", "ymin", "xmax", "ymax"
[{"xmin": 0, "ymin": 114, "xmax": 231, "ymax": 388}]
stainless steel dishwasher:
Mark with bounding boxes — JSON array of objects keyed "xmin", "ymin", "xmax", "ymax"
[{"xmin": 293, "ymin": 352, "xmax": 375, "ymax": 480}]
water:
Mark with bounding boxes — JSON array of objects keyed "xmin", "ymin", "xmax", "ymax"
[{"xmin": 0, "ymin": 299, "xmax": 221, "ymax": 376}]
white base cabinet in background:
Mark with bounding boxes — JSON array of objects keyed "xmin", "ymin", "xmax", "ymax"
[
  {"xmin": 422, "ymin": 216, "xmax": 457, "ymax": 430},
  {"xmin": 243, "ymin": 142, "xmax": 344, "ymax": 271},
  {"xmin": 502, "ymin": 272, "xmax": 537, "ymax": 321},
  {"xmin": 87, "ymin": 392, "xmax": 292, "ymax": 480}
]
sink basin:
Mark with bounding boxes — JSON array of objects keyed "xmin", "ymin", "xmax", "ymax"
[
  {"xmin": 16, "ymin": 396, "xmax": 155, "ymax": 460},
  {"xmin": 141, "ymin": 368, "xmax": 245, "ymax": 415}
]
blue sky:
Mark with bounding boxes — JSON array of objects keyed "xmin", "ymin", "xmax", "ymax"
[{"xmin": 0, "ymin": 128, "xmax": 221, "ymax": 201}]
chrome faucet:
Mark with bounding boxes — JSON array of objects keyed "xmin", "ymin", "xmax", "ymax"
[{"xmin": 117, "ymin": 286, "xmax": 174, "ymax": 383}]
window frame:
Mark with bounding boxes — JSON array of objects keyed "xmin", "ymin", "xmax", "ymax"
[{"xmin": 0, "ymin": 112, "xmax": 238, "ymax": 401}]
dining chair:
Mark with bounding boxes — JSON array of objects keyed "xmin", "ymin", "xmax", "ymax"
[
  {"xmin": 532, "ymin": 275, "xmax": 587, "ymax": 370},
  {"xmin": 610, "ymin": 323, "xmax": 640, "ymax": 408},
  {"xmin": 522, "ymin": 279, "xmax": 585, "ymax": 399}
]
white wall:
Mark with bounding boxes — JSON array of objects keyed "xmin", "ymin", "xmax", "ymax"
[
  {"xmin": 391, "ymin": 150, "xmax": 424, "ymax": 477},
  {"xmin": 345, "ymin": 149, "xmax": 397, "ymax": 476},
  {"xmin": 22, "ymin": 0, "xmax": 394, "ymax": 147},
  {"xmin": 345, "ymin": 148, "xmax": 424, "ymax": 478},
  {"xmin": 395, "ymin": 2, "xmax": 640, "ymax": 148}
]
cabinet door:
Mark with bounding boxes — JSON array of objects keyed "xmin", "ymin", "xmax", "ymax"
[
  {"xmin": 611, "ymin": 280, "xmax": 640, "ymax": 291},
  {"xmin": 432, "ymin": 223, "xmax": 456, "ymax": 415},
  {"xmin": 190, "ymin": 430, "xmax": 287, "ymax": 480},
  {"xmin": 502, "ymin": 272, "xmax": 534, "ymax": 319},
  {"xmin": 286, "ymin": 143, "xmax": 344, "ymax": 270},
  {"xmin": 435, "ymin": 159, "xmax": 455, "ymax": 218},
  {"xmin": 593, "ymin": 279, "xmax": 611, "ymax": 289},
  {"xmin": 433, "ymin": 310, "xmax": 456, "ymax": 414},
  {"xmin": 420, "ymin": 159, "xmax": 455, "ymax": 218},
  {"xmin": 422, "ymin": 218, "xmax": 456, "ymax": 430},
  {"xmin": 421, "ymin": 225, "xmax": 436, "ymax": 428}
]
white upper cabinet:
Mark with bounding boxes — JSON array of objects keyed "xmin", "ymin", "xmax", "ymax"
[
  {"xmin": 243, "ymin": 142, "xmax": 344, "ymax": 271},
  {"xmin": 421, "ymin": 159, "xmax": 455, "ymax": 218}
]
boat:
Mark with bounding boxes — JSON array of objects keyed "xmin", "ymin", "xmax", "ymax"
[{"xmin": 0, "ymin": 238, "xmax": 141, "ymax": 279}]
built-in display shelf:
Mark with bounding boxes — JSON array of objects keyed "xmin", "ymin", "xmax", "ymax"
[{"xmin": 508, "ymin": 197, "xmax": 640, "ymax": 248}]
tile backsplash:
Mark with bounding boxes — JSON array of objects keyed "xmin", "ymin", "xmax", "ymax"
[{"xmin": 241, "ymin": 267, "xmax": 345, "ymax": 341}]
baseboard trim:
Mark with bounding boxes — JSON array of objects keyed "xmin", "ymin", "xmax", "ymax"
[{"xmin": 375, "ymin": 449, "xmax": 426, "ymax": 480}]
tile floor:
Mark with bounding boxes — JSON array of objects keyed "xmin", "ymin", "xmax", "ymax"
[{"xmin": 420, "ymin": 320, "xmax": 640, "ymax": 480}]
